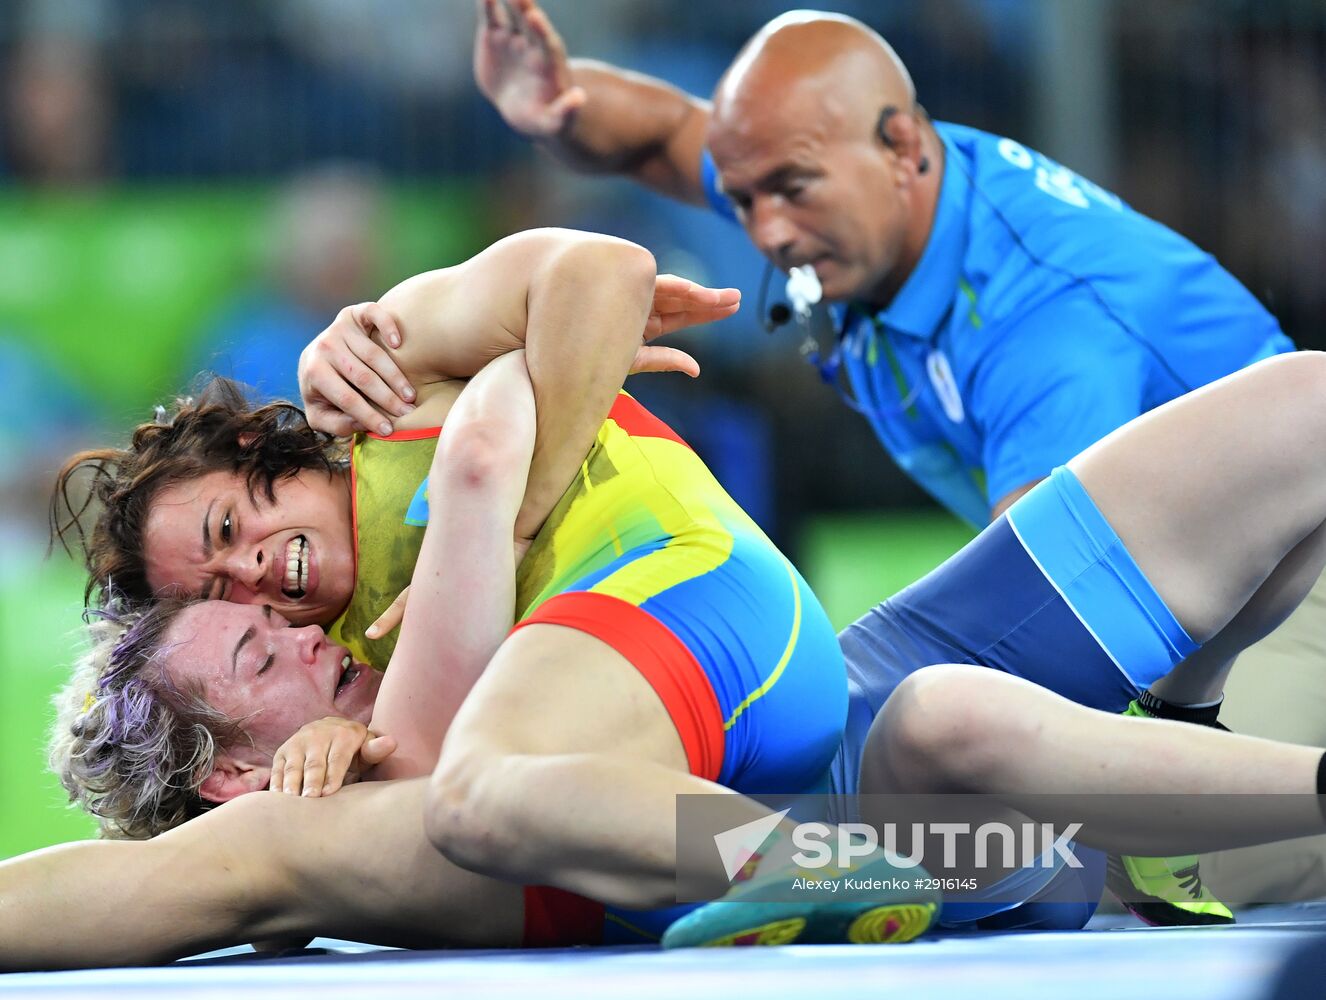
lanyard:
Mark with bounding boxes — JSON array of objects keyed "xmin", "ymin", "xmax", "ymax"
[{"xmin": 806, "ymin": 308, "xmax": 930, "ymax": 419}]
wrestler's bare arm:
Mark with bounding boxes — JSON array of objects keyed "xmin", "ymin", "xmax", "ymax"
[
  {"xmin": 369, "ymin": 352, "xmax": 536, "ymax": 778},
  {"xmin": 0, "ymin": 780, "xmax": 521, "ymax": 972},
  {"xmin": 378, "ymin": 228, "xmax": 655, "ymax": 543}
]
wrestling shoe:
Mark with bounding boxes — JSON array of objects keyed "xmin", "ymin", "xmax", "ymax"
[
  {"xmin": 660, "ymin": 850, "xmax": 941, "ymax": 949},
  {"xmin": 1105, "ymin": 854, "xmax": 1234, "ymax": 926},
  {"xmin": 1104, "ymin": 700, "xmax": 1234, "ymax": 926}
]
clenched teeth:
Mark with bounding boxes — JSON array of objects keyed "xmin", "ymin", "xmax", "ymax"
[{"xmin": 283, "ymin": 536, "xmax": 309, "ymax": 597}]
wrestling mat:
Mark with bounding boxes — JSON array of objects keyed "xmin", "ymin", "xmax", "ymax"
[{"xmin": 4, "ymin": 904, "xmax": 1326, "ymax": 999}]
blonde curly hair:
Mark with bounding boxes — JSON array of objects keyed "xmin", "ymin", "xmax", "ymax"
[{"xmin": 49, "ymin": 599, "xmax": 245, "ymax": 840}]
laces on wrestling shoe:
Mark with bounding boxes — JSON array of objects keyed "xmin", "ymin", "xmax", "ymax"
[{"xmin": 1105, "ymin": 854, "xmax": 1234, "ymax": 926}]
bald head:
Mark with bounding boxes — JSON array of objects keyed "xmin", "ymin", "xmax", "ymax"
[
  {"xmin": 713, "ymin": 11, "xmax": 916, "ymax": 141},
  {"xmin": 706, "ymin": 12, "xmax": 939, "ymax": 307}
]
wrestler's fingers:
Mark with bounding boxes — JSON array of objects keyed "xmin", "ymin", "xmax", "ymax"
[
  {"xmin": 652, "ymin": 272, "xmax": 691, "ymax": 292},
  {"xmin": 301, "ymin": 356, "xmax": 394, "ymax": 437},
  {"xmin": 339, "ymin": 391, "xmax": 394, "ymax": 438},
  {"xmin": 320, "ymin": 739, "xmax": 359, "ymax": 796},
  {"xmin": 652, "ymin": 287, "xmax": 742, "ymax": 311},
  {"xmin": 649, "ymin": 306, "xmax": 736, "ymax": 332},
  {"xmin": 652, "ymin": 273, "xmax": 707, "ymax": 300},
  {"xmin": 268, "ymin": 750, "xmax": 287, "ymax": 793},
  {"xmin": 646, "ymin": 302, "xmax": 741, "ymax": 339},
  {"xmin": 366, "ymin": 586, "xmax": 410, "ymax": 639},
  {"xmin": 653, "ymin": 274, "xmax": 720, "ymax": 297},
  {"xmin": 359, "ymin": 734, "xmax": 398, "ymax": 768},
  {"xmin": 345, "ymin": 305, "xmax": 414, "ymax": 408},
  {"xmin": 510, "ymin": 0, "xmax": 541, "ymax": 35},
  {"xmin": 350, "ymin": 301, "xmax": 403, "ymax": 351},
  {"xmin": 328, "ymin": 350, "xmax": 413, "ymax": 421},
  {"xmin": 667, "ymin": 293, "xmax": 741, "ymax": 312},
  {"xmin": 353, "ymin": 343, "xmax": 416, "ymax": 411},
  {"xmin": 303, "ymin": 404, "xmax": 359, "ymax": 440},
  {"xmin": 301, "ymin": 749, "xmax": 330, "ymax": 798},
  {"xmin": 281, "ymin": 751, "xmax": 306, "ymax": 796},
  {"xmin": 630, "ymin": 345, "xmax": 700, "ymax": 378}
]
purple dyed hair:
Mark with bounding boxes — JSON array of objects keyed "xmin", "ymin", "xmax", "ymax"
[{"xmin": 49, "ymin": 599, "xmax": 246, "ymax": 839}]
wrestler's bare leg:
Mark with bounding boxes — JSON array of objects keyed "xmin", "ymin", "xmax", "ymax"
[
  {"xmin": 426, "ymin": 624, "xmax": 763, "ymax": 909},
  {"xmin": 1148, "ymin": 520, "xmax": 1326, "ymax": 705},
  {"xmin": 1070, "ymin": 353, "xmax": 1326, "ymax": 666},
  {"xmin": 862, "ymin": 665, "xmax": 1324, "ymax": 854},
  {"xmin": 0, "ymin": 779, "xmax": 522, "ymax": 972}
]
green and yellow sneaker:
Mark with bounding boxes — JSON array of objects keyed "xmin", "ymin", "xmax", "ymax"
[
  {"xmin": 1105, "ymin": 700, "xmax": 1235, "ymax": 926},
  {"xmin": 660, "ymin": 850, "xmax": 941, "ymax": 949},
  {"xmin": 1105, "ymin": 853, "xmax": 1234, "ymax": 926}
]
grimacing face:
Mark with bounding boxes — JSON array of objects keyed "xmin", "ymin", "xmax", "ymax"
[
  {"xmin": 710, "ymin": 114, "xmax": 911, "ymax": 305},
  {"xmin": 143, "ymin": 467, "xmax": 355, "ymax": 627},
  {"xmin": 163, "ymin": 601, "xmax": 381, "ymax": 762}
]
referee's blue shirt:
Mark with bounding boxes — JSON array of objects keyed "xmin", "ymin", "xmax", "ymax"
[{"xmin": 701, "ymin": 123, "xmax": 1294, "ymax": 526}]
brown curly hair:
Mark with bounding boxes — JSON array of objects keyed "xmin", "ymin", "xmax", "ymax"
[{"xmin": 51, "ymin": 377, "xmax": 346, "ymax": 611}]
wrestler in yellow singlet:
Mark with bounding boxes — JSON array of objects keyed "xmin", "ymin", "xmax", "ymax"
[{"xmin": 330, "ymin": 391, "xmax": 845, "ymax": 795}]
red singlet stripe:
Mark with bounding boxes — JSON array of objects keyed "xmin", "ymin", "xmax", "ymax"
[
  {"xmin": 522, "ymin": 886, "xmax": 606, "ymax": 947},
  {"xmin": 512, "ymin": 591, "xmax": 725, "ymax": 782},
  {"xmin": 607, "ymin": 394, "xmax": 692, "ymax": 450},
  {"xmin": 366, "ymin": 426, "xmax": 442, "ymax": 442}
]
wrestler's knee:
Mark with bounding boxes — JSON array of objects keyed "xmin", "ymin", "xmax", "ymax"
[
  {"xmin": 872, "ymin": 665, "xmax": 1011, "ymax": 792},
  {"xmin": 1270, "ymin": 351, "xmax": 1326, "ymax": 430},
  {"xmin": 1284, "ymin": 349, "xmax": 1326, "ymax": 390}
]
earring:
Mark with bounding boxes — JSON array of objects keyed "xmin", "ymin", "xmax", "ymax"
[{"xmin": 918, "ymin": 156, "xmax": 930, "ymax": 175}]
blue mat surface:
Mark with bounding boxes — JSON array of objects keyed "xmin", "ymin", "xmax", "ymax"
[{"xmin": 5, "ymin": 905, "xmax": 1326, "ymax": 1000}]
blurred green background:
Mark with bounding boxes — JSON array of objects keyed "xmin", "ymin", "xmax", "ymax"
[
  {"xmin": 0, "ymin": 185, "xmax": 486, "ymax": 420},
  {"xmin": 1, "ymin": 560, "xmax": 97, "ymax": 854}
]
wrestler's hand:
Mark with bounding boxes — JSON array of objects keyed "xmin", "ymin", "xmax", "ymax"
[
  {"xmin": 365, "ymin": 586, "xmax": 410, "ymax": 641},
  {"xmin": 630, "ymin": 274, "xmax": 741, "ymax": 377},
  {"xmin": 647, "ymin": 275, "xmax": 740, "ymax": 338},
  {"xmin": 269, "ymin": 716, "xmax": 397, "ymax": 797},
  {"xmin": 299, "ymin": 302, "xmax": 417, "ymax": 438},
  {"xmin": 474, "ymin": 0, "xmax": 585, "ymax": 138}
]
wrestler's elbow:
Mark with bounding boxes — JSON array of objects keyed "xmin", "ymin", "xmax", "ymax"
[
  {"xmin": 545, "ymin": 232, "xmax": 656, "ymax": 300},
  {"xmin": 437, "ymin": 416, "xmax": 529, "ymax": 495},
  {"xmin": 424, "ymin": 750, "xmax": 520, "ymax": 875}
]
